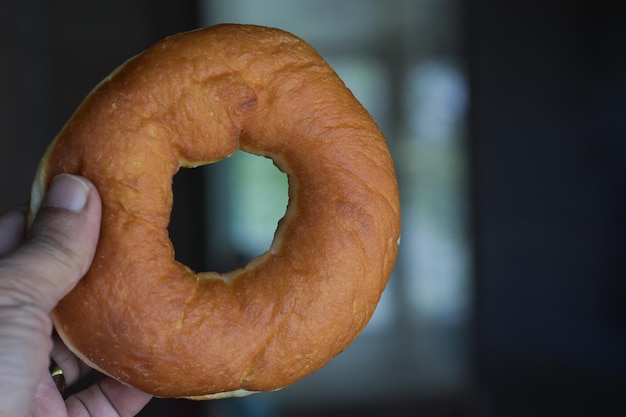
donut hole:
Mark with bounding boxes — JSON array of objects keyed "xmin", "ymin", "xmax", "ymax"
[
  {"xmin": 168, "ymin": 165, "xmax": 211, "ymax": 272},
  {"xmin": 169, "ymin": 151, "xmax": 289, "ymax": 274}
]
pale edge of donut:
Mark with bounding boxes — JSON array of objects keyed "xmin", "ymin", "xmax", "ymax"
[{"xmin": 29, "ymin": 137, "xmax": 57, "ymax": 228}]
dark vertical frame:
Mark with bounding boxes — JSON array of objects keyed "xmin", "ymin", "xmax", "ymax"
[{"xmin": 468, "ymin": 0, "xmax": 626, "ymax": 414}]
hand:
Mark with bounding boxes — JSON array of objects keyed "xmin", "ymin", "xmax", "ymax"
[{"xmin": 0, "ymin": 174, "xmax": 152, "ymax": 417}]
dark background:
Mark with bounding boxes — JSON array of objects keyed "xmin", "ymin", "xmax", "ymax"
[
  {"xmin": 1, "ymin": 0, "xmax": 624, "ymax": 416},
  {"xmin": 469, "ymin": 1, "xmax": 626, "ymax": 416}
]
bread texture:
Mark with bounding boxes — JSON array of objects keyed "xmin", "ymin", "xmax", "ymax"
[{"xmin": 30, "ymin": 24, "xmax": 400, "ymax": 399}]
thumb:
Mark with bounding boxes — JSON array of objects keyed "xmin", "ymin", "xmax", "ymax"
[{"xmin": 0, "ymin": 174, "xmax": 101, "ymax": 312}]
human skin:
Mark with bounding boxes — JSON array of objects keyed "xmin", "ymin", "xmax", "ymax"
[{"xmin": 0, "ymin": 174, "xmax": 152, "ymax": 417}]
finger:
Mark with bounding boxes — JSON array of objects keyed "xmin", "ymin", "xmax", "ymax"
[
  {"xmin": 51, "ymin": 333, "xmax": 91, "ymax": 387},
  {"xmin": 0, "ymin": 174, "xmax": 101, "ymax": 312},
  {"xmin": 31, "ymin": 368, "xmax": 65, "ymax": 417},
  {"xmin": 0, "ymin": 206, "xmax": 27, "ymax": 257},
  {"xmin": 0, "ymin": 301, "xmax": 54, "ymax": 417},
  {"xmin": 65, "ymin": 378, "xmax": 152, "ymax": 417}
]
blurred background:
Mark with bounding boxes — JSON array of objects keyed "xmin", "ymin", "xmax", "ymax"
[{"xmin": 1, "ymin": 0, "xmax": 624, "ymax": 416}]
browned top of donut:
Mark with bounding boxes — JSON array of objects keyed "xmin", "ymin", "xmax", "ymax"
[{"xmin": 31, "ymin": 24, "xmax": 400, "ymax": 398}]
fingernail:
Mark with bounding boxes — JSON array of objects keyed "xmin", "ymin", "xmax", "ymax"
[{"xmin": 44, "ymin": 174, "xmax": 90, "ymax": 212}]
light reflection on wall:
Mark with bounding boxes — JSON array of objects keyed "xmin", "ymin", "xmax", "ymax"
[{"xmin": 402, "ymin": 60, "xmax": 470, "ymax": 324}]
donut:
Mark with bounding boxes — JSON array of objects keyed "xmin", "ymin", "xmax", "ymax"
[{"xmin": 29, "ymin": 24, "xmax": 400, "ymax": 399}]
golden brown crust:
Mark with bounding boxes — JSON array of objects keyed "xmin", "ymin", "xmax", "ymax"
[{"xmin": 30, "ymin": 24, "xmax": 400, "ymax": 398}]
